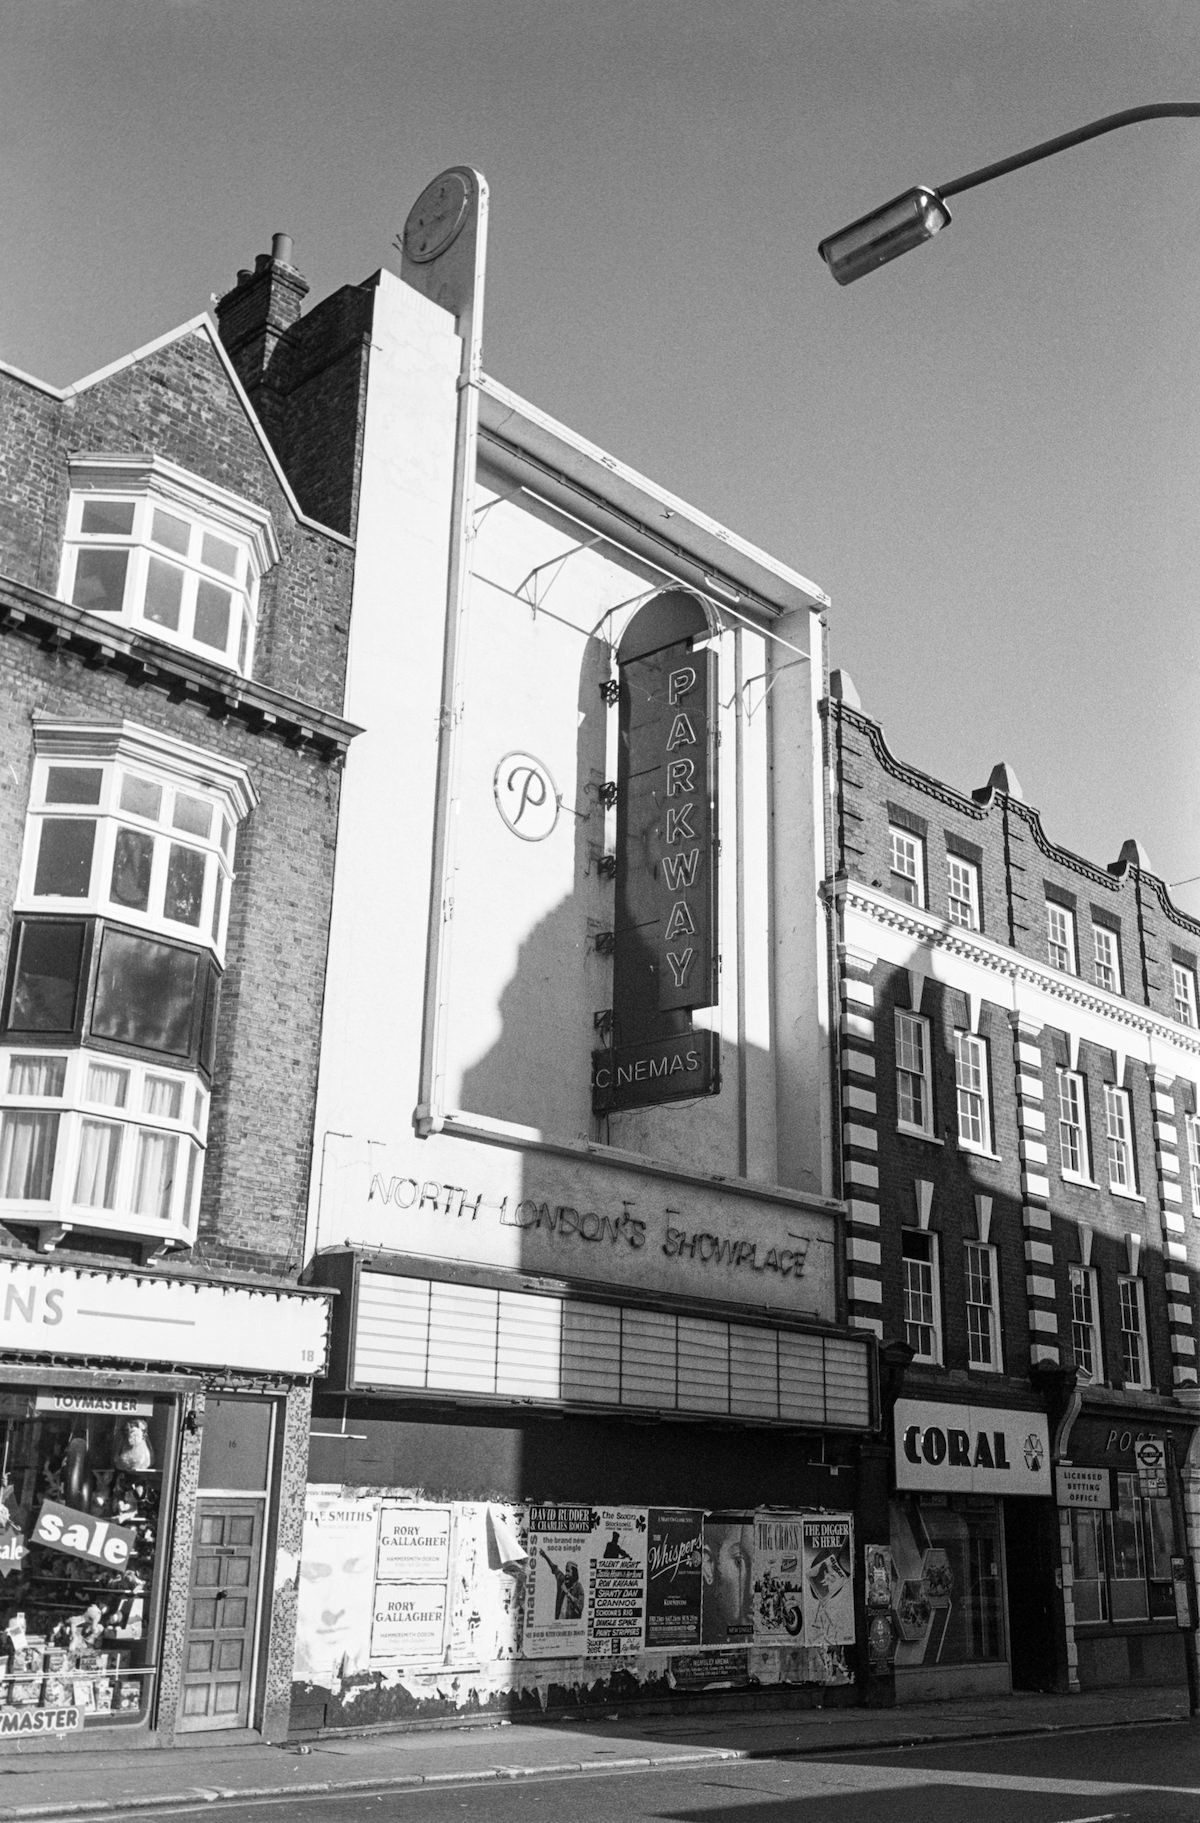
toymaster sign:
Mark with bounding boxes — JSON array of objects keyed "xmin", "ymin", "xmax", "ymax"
[{"xmin": 894, "ymin": 1399, "xmax": 1051, "ymax": 1497}]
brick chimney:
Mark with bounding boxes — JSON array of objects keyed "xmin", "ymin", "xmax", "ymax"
[{"xmin": 215, "ymin": 233, "xmax": 309, "ymax": 441}]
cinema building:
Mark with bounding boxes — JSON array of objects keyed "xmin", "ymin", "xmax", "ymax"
[{"xmin": 207, "ymin": 171, "xmax": 878, "ymax": 1727}]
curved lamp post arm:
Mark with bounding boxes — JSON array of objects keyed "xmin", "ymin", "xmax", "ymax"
[{"xmin": 819, "ymin": 102, "xmax": 1200, "ymax": 284}]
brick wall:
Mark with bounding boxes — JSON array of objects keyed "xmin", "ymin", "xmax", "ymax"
[
  {"xmin": 0, "ymin": 321, "xmax": 355, "ymax": 1280},
  {"xmin": 827, "ymin": 688, "xmax": 1200, "ymax": 1404}
]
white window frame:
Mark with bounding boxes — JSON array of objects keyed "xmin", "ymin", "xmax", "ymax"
[
  {"xmin": 1092, "ymin": 925, "xmax": 1121, "ymax": 994},
  {"xmin": 1173, "ymin": 962, "xmax": 1198, "ymax": 1028},
  {"xmin": 17, "ymin": 721, "xmax": 255, "ymax": 963},
  {"xmin": 0, "ymin": 1046, "xmax": 206, "ymax": 1247},
  {"xmin": 888, "ymin": 827, "xmax": 924, "ymax": 907},
  {"xmin": 1104, "ymin": 1085, "xmax": 1136, "ymax": 1194},
  {"xmin": 1187, "ymin": 1113, "xmax": 1200, "ymax": 1216},
  {"xmin": 1047, "ymin": 900, "xmax": 1076, "ymax": 974},
  {"xmin": 59, "ymin": 453, "xmax": 278, "ymax": 677},
  {"xmin": 0, "ymin": 720, "xmax": 255, "ymax": 1255},
  {"xmin": 954, "ymin": 1030, "xmax": 991, "ymax": 1152},
  {"xmin": 894, "ymin": 1010, "xmax": 933, "ymax": 1136},
  {"xmin": 946, "ymin": 854, "xmax": 980, "ymax": 930},
  {"xmin": 1057, "ymin": 1069, "xmax": 1091, "ymax": 1182},
  {"xmin": 1118, "ymin": 1274, "xmax": 1150, "ymax": 1389},
  {"xmin": 1069, "ymin": 1262, "xmax": 1103, "ymax": 1383},
  {"xmin": 964, "ymin": 1239, "xmax": 1001, "ymax": 1371},
  {"xmin": 902, "ymin": 1228, "xmax": 942, "ymax": 1364}
]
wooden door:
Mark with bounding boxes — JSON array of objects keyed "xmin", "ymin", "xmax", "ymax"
[{"xmin": 176, "ymin": 1497, "xmax": 264, "ymax": 1731}]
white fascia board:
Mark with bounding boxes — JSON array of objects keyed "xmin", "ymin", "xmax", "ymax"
[{"xmin": 475, "ymin": 374, "xmax": 829, "ymax": 623}]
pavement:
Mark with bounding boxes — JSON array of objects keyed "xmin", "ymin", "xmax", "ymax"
[{"xmin": 0, "ymin": 1684, "xmax": 1193, "ymax": 1818}]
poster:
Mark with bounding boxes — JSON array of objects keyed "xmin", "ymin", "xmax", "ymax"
[
  {"xmin": 293, "ymin": 1491, "xmax": 379, "ymax": 1685},
  {"xmin": 645, "ymin": 1508, "xmax": 703, "ymax": 1647},
  {"xmin": 376, "ymin": 1505, "xmax": 451, "ymax": 1581},
  {"xmin": 523, "ymin": 1504, "xmax": 596, "ymax": 1657},
  {"xmin": 752, "ymin": 1513, "xmax": 806, "ymax": 1645},
  {"xmin": 585, "ymin": 1508, "xmax": 647, "ymax": 1655},
  {"xmin": 802, "ymin": 1515, "xmax": 854, "ymax": 1646},
  {"xmin": 442, "ymin": 1503, "xmax": 528, "ymax": 1665},
  {"xmin": 370, "ymin": 1582, "xmax": 447, "ymax": 1660},
  {"xmin": 701, "ymin": 1514, "xmax": 755, "ymax": 1644}
]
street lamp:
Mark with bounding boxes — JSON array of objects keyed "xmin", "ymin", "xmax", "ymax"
[{"xmin": 819, "ymin": 102, "xmax": 1200, "ymax": 284}]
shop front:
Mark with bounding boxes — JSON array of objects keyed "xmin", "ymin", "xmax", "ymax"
[
  {"xmin": 1056, "ymin": 1406, "xmax": 1196, "ymax": 1691},
  {"xmin": 0, "ymin": 1256, "xmax": 330, "ymax": 1749},
  {"xmin": 294, "ymin": 1170, "xmax": 877, "ymax": 1733},
  {"xmin": 890, "ymin": 1396, "xmax": 1054, "ymax": 1701}
]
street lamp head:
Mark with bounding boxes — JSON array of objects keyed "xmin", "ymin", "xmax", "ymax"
[{"xmin": 818, "ymin": 186, "xmax": 952, "ymax": 285}]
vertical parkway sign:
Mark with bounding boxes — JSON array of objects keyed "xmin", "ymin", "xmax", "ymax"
[{"xmin": 593, "ymin": 592, "xmax": 719, "ymax": 1114}]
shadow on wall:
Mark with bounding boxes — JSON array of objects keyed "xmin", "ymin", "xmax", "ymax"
[{"xmin": 457, "ymin": 632, "xmax": 610, "ymax": 1130}]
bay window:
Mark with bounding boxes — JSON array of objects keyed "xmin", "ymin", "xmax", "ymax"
[
  {"xmin": 0, "ymin": 720, "xmax": 253, "ymax": 1252},
  {"xmin": 59, "ymin": 453, "xmax": 278, "ymax": 676}
]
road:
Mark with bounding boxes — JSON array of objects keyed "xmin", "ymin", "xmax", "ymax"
[{"xmin": 52, "ymin": 1721, "xmax": 1200, "ymax": 1823}]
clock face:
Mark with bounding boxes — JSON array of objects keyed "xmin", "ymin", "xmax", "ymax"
[{"xmin": 403, "ymin": 171, "xmax": 471, "ymax": 263}]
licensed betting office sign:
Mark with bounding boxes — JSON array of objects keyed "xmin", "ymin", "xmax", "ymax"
[{"xmin": 594, "ymin": 615, "xmax": 719, "ymax": 1114}]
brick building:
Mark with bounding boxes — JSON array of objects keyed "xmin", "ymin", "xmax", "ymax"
[
  {"xmin": 211, "ymin": 175, "xmax": 879, "ymax": 1731},
  {"xmin": 825, "ymin": 669, "xmax": 1200, "ymax": 1701},
  {"xmin": 0, "ymin": 308, "xmax": 357, "ymax": 1743}
]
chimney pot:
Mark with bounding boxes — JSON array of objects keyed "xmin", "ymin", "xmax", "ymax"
[{"xmin": 271, "ymin": 232, "xmax": 294, "ymax": 266}]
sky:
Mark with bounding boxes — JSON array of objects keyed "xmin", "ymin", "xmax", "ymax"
[{"xmin": 3, "ymin": 0, "xmax": 1198, "ymax": 911}]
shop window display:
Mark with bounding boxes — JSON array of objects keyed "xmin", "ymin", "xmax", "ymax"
[
  {"xmin": 1069, "ymin": 1473, "xmax": 1174, "ymax": 1628},
  {"xmin": 0, "ymin": 1392, "xmax": 171, "ymax": 1727},
  {"xmin": 889, "ymin": 1495, "xmax": 1004, "ymax": 1669}
]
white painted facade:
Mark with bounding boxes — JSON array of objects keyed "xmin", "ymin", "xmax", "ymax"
[{"xmin": 305, "ymin": 261, "xmax": 843, "ymax": 1309}]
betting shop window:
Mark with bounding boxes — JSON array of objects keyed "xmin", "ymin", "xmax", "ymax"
[
  {"xmin": 59, "ymin": 455, "xmax": 278, "ymax": 676},
  {"xmin": 894, "ymin": 1011, "xmax": 933, "ymax": 1136},
  {"xmin": 1071, "ymin": 1474, "xmax": 1173, "ymax": 1625},
  {"xmin": 0, "ymin": 722, "xmax": 253, "ymax": 1250},
  {"xmin": 890, "ymin": 1496, "xmax": 1004, "ymax": 1667},
  {"xmin": 0, "ymin": 1390, "xmax": 173, "ymax": 1728}
]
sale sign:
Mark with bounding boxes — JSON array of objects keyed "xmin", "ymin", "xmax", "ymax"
[{"xmin": 33, "ymin": 1502, "xmax": 136, "ymax": 1570}]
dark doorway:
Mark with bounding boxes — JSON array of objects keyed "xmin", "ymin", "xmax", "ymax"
[{"xmin": 1003, "ymin": 1498, "xmax": 1059, "ymax": 1691}]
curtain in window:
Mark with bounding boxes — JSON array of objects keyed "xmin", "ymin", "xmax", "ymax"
[
  {"xmin": 86, "ymin": 1062, "xmax": 128, "ymax": 1108},
  {"xmin": 8, "ymin": 1056, "xmax": 66, "ymax": 1097},
  {"xmin": 143, "ymin": 1076, "xmax": 182, "ymax": 1119},
  {"xmin": 0, "ymin": 1110, "xmax": 59, "ymax": 1199},
  {"xmin": 132, "ymin": 1131, "xmax": 177, "ymax": 1220},
  {"xmin": 72, "ymin": 1119, "xmax": 121, "ymax": 1208}
]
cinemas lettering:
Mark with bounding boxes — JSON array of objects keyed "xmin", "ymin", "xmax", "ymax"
[{"xmin": 596, "ymin": 592, "xmax": 719, "ymax": 1113}]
